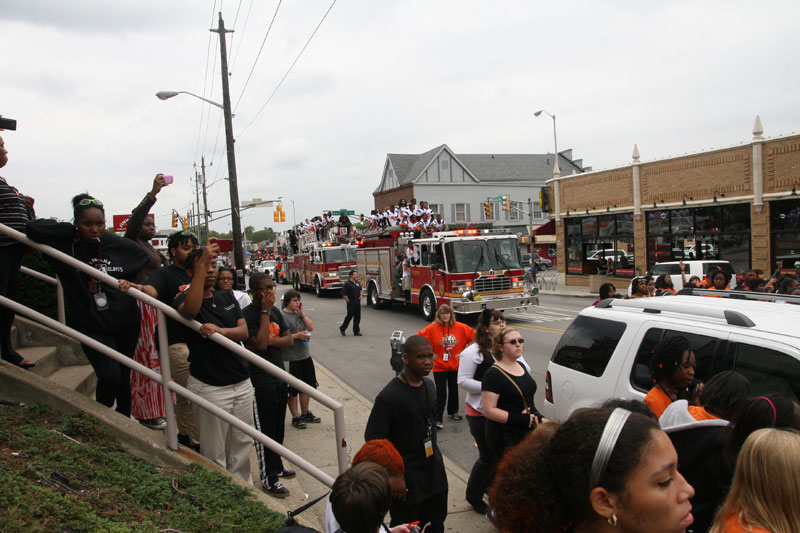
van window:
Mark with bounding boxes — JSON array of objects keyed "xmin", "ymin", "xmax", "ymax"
[
  {"xmin": 629, "ymin": 328, "xmax": 726, "ymax": 393},
  {"xmin": 702, "ymin": 262, "xmax": 734, "ymax": 277},
  {"xmin": 732, "ymin": 343, "xmax": 800, "ymax": 402},
  {"xmin": 652, "ymin": 264, "xmax": 681, "ymax": 276},
  {"xmin": 551, "ymin": 316, "xmax": 626, "ymax": 377}
]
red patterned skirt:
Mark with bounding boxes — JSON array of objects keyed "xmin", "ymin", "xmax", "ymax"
[{"xmin": 131, "ymin": 301, "xmax": 165, "ymax": 420}]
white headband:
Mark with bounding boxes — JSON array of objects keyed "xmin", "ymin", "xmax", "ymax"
[{"xmin": 589, "ymin": 408, "xmax": 632, "ymax": 489}]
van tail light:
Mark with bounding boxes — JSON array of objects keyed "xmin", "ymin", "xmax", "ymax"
[{"xmin": 545, "ymin": 370, "xmax": 553, "ymax": 403}]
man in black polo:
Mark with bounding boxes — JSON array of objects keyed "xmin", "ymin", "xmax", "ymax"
[
  {"xmin": 364, "ymin": 335, "xmax": 448, "ymax": 532},
  {"xmin": 339, "ymin": 270, "xmax": 362, "ymax": 336},
  {"xmin": 242, "ymin": 272, "xmax": 296, "ymax": 497}
]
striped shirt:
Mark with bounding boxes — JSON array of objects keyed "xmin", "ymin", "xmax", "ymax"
[{"xmin": 0, "ymin": 176, "xmax": 31, "ymax": 246}]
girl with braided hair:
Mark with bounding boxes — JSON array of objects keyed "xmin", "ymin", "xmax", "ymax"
[{"xmin": 644, "ymin": 336, "xmax": 698, "ymax": 418}]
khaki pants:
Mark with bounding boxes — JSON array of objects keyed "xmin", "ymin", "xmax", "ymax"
[
  {"xmin": 187, "ymin": 375, "xmax": 254, "ymax": 484},
  {"xmin": 168, "ymin": 343, "xmax": 199, "ymax": 445}
]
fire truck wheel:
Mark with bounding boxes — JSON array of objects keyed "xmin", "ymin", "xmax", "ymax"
[
  {"xmin": 314, "ymin": 277, "xmax": 323, "ymax": 297},
  {"xmin": 420, "ymin": 290, "xmax": 436, "ymax": 322}
]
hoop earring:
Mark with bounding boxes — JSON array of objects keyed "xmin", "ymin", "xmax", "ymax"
[{"xmin": 607, "ymin": 514, "xmax": 617, "ymax": 527}]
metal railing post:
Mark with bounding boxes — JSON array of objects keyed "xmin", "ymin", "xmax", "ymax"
[
  {"xmin": 56, "ymin": 277, "xmax": 65, "ymax": 324},
  {"xmin": 156, "ymin": 308, "xmax": 178, "ymax": 450}
]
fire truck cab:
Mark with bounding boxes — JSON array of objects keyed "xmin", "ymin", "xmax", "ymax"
[
  {"xmin": 356, "ymin": 228, "xmax": 538, "ymax": 321},
  {"xmin": 288, "ymin": 229, "xmax": 357, "ymax": 297}
]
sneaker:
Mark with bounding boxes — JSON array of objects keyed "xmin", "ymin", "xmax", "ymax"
[
  {"xmin": 138, "ymin": 417, "xmax": 167, "ymax": 430},
  {"xmin": 301, "ymin": 411, "xmax": 321, "ymax": 423},
  {"xmin": 263, "ymin": 478, "xmax": 289, "ymax": 498},
  {"xmin": 354, "ymin": 332, "xmax": 363, "ymax": 336},
  {"xmin": 449, "ymin": 413, "xmax": 463, "ymax": 421},
  {"xmin": 435, "ymin": 421, "xmax": 444, "ymax": 430},
  {"xmin": 339, "ymin": 328, "xmax": 346, "ymax": 336},
  {"xmin": 291, "ymin": 415, "xmax": 308, "ymax": 429},
  {"xmin": 278, "ymin": 468, "xmax": 296, "ymax": 479}
]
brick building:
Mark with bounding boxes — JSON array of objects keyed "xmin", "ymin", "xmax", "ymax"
[{"xmin": 545, "ymin": 117, "xmax": 800, "ymax": 289}]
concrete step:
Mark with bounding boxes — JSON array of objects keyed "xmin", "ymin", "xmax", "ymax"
[
  {"xmin": 49, "ymin": 364, "xmax": 97, "ymax": 397},
  {"xmin": 17, "ymin": 346, "xmax": 59, "ymax": 378}
]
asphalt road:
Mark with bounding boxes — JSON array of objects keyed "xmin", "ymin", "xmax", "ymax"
[{"xmin": 274, "ymin": 282, "xmax": 594, "ymax": 474}]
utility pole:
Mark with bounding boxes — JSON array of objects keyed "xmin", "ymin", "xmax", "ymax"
[
  {"xmin": 193, "ymin": 167, "xmax": 202, "ymax": 241},
  {"xmin": 528, "ymin": 197, "xmax": 535, "ymax": 268},
  {"xmin": 200, "ymin": 156, "xmax": 210, "ymax": 243},
  {"xmin": 211, "ymin": 12, "xmax": 244, "ymax": 273}
]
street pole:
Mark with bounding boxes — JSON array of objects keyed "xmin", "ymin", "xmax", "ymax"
[
  {"xmin": 528, "ymin": 197, "xmax": 534, "ymax": 267},
  {"xmin": 193, "ymin": 167, "xmax": 202, "ymax": 241},
  {"xmin": 212, "ymin": 12, "xmax": 244, "ymax": 272},
  {"xmin": 200, "ymin": 156, "xmax": 210, "ymax": 243}
]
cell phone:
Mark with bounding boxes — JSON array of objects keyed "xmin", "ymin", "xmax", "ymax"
[
  {"xmin": 0, "ymin": 117, "xmax": 17, "ymax": 131},
  {"xmin": 162, "ymin": 174, "xmax": 174, "ymax": 184}
]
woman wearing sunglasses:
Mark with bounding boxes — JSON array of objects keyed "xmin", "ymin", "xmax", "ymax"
[
  {"xmin": 215, "ymin": 267, "xmax": 251, "ymax": 310},
  {"xmin": 26, "ymin": 194, "xmax": 149, "ymax": 417},
  {"xmin": 481, "ymin": 327, "xmax": 545, "ymax": 457}
]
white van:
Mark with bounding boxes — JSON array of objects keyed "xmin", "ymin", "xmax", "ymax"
[{"xmin": 542, "ymin": 291, "xmax": 800, "ymax": 422}]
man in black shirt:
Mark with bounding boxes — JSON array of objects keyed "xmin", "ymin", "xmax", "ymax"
[
  {"xmin": 365, "ymin": 335, "xmax": 448, "ymax": 532},
  {"xmin": 340, "ymin": 270, "xmax": 362, "ymax": 336},
  {"xmin": 243, "ymin": 272, "xmax": 296, "ymax": 497},
  {"xmin": 174, "ymin": 246, "xmax": 253, "ymax": 483},
  {"xmin": 120, "ymin": 230, "xmax": 200, "ymax": 449}
]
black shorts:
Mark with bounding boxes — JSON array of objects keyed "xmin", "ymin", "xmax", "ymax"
[{"xmin": 288, "ymin": 357, "xmax": 318, "ymax": 397}]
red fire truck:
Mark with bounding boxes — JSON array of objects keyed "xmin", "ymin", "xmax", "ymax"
[
  {"xmin": 356, "ymin": 228, "xmax": 538, "ymax": 321},
  {"xmin": 288, "ymin": 230, "xmax": 357, "ymax": 297}
]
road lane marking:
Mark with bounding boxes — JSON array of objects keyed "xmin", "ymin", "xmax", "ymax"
[{"xmin": 508, "ymin": 323, "xmax": 566, "ymax": 334}]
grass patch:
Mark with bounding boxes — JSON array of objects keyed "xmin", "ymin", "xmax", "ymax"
[{"xmin": 0, "ymin": 403, "xmax": 285, "ymax": 532}]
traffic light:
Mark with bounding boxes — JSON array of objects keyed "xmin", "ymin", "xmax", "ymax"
[
  {"xmin": 280, "ymin": 210, "xmax": 286, "ymax": 222},
  {"xmin": 484, "ymin": 201, "xmax": 493, "ymax": 218},
  {"xmin": 171, "ymin": 212, "xmax": 178, "ymax": 228},
  {"xmin": 182, "ymin": 216, "xmax": 188, "ymax": 230},
  {"xmin": 274, "ymin": 204, "xmax": 285, "ymax": 222},
  {"xmin": 503, "ymin": 195, "xmax": 510, "ymax": 212},
  {"xmin": 539, "ymin": 187, "xmax": 550, "ymax": 212},
  {"xmin": 273, "ymin": 210, "xmax": 280, "ymax": 222}
]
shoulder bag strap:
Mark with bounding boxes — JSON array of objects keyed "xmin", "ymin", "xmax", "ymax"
[{"xmin": 491, "ymin": 364, "xmax": 528, "ymax": 412}]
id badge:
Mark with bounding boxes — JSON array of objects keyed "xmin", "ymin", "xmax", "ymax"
[
  {"xmin": 423, "ymin": 437, "xmax": 434, "ymax": 458},
  {"xmin": 94, "ymin": 292, "xmax": 110, "ymax": 311}
]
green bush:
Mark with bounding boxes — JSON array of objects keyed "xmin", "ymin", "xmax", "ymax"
[{"xmin": 18, "ymin": 253, "xmax": 58, "ymax": 320}]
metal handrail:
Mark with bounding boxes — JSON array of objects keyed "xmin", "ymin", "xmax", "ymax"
[
  {"xmin": 0, "ymin": 223, "xmax": 347, "ymax": 486},
  {"xmin": 19, "ymin": 265, "xmax": 65, "ymax": 324}
]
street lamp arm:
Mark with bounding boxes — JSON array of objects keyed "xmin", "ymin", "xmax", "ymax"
[
  {"xmin": 534, "ymin": 108, "xmax": 559, "ymax": 158},
  {"xmin": 155, "ymin": 90, "xmax": 225, "ymax": 110}
]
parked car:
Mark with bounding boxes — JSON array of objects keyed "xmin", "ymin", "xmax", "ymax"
[
  {"xmin": 542, "ymin": 293, "xmax": 800, "ymax": 422},
  {"xmin": 586, "ymin": 249, "xmax": 629, "ymax": 264},
  {"xmin": 522, "ymin": 253, "xmax": 553, "ymax": 271},
  {"xmin": 650, "ymin": 260, "xmax": 734, "ymax": 291},
  {"xmin": 682, "ymin": 243, "xmax": 717, "ymax": 259},
  {"xmin": 261, "ymin": 260, "xmax": 278, "ymax": 280}
]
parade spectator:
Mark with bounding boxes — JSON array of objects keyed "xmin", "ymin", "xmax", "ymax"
[
  {"xmin": 0, "ymin": 132, "xmax": 36, "ymax": 368},
  {"xmin": 747, "ymin": 277, "xmax": 768, "ymax": 292},
  {"xmin": 489, "ymin": 406, "xmax": 695, "ymax": 533},
  {"xmin": 242, "ymin": 272, "xmax": 296, "ymax": 496},
  {"xmin": 123, "ymin": 174, "xmax": 169, "ymax": 430},
  {"xmin": 418, "ymin": 305, "xmax": 475, "ymax": 429},
  {"xmin": 26, "ymin": 194, "xmax": 149, "ymax": 416},
  {"xmin": 365, "ymin": 335, "xmax": 448, "ymax": 533},
  {"xmin": 592, "ymin": 282, "xmax": 617, "ymax": 305},
  {"xmin": 629, "ymin": 276, "xmax": 648, "ymax": 298},
  {"xmin": 175, "ymin": 246, "xmax": 253, "ymax": 483},
  {"xmin": 776, "ymin": 275, "xmax": 799, "ymax": 295},
  {"xmin": 645, "ymin": 275, "xmax": 656, "ymax": 297},
  {"xmin": 734, "ymin": 270, "xmax": 756, "ymax": 291},
  {"xmin": 481, "ymin": 327, "xmax": 544, "ymax": 456},
  {"xmin": 655, "ymin": 274, "xmax": 677, "ymax": 295},
  {"xmin": 660, "ymin": 371, "xmax": 752, "ymax": 533},
  {"xmin": 331, "ymin": 462, "xmax": 394, "ymax": 533},
  {"xmin": 710, "ymin": 428, "xmax": 800, "ymax": 533},
  {"xmin": 643, "ymin": 336, "xmax": 698, "ymax": 418},
  {"xmin": 281, "ymin": 289, "xmax": 321, "ymax": 429},
  {"xmin": 457, "ymin": 310, "xmax": 528, "ymax": 514},
  {"xmin": 215, "ymin": 266, "xmax": 251, "ymax": 309},
  {"xmin": 120, "ymin": 230, "xmax": 200, "ymax": 449},
  {"xmin": 726, "ymin": 394, "xmax": 800, "ymax": 460},
  {"xmin": 340, "ymin": 270, "xmax": 362, "ymax": 336}
]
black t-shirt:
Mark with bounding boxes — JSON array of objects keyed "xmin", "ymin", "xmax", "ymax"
[
  {"xmin": 147, "ymin": 264, "xmax": 191, "ymax": 344},
  {"xmin": 364, "ymin": 377, "xmax": 447, "ymax": 505},
  {"xmin": 173, "ymin": 289, "xmax": 248, "ymax": 386},
  {"xmin": 242, "ymin": 303, "xmax": 288, "ymax": 387},
  {"xmin": 25, "ymin": 219, "xmax": 149, "ymax": 332},
  {"xmin": 341, "ymin": 279, "xmax": 361, "ymax": 303},
  {"xmin": 481, "ymin": 363, "xmax": 538, "ymax": 415}
]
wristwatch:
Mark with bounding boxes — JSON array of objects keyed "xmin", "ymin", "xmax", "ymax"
[{"xmin": 261, "ymin": 309, "xmax": 270, "ymax": 314}]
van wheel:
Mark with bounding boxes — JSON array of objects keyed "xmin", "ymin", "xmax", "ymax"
[
  {"xmin": 420, "ymin": 290, "xmax": 436, "ymax": 322},
  {"xmin": 314, "ymin": 277, "xmax": 323, "ymax": 297},
  {"xmin": 367, "ymin": 282, "xmax": 379, "ymax": 307}
]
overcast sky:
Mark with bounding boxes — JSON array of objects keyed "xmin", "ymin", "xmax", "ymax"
[{"xmin": 2, "ymin": 0, "xmax": 799, "ymax": 235}]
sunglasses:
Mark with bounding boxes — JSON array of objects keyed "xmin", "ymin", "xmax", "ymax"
[
  {"xmin": 178, "ymin": 230, "xmax": 195, "ymax": 237},
  {"xmin": 254, "ymin": 285, "xmax": 276, "ymax": 292},
  {"xmin": 503, "ymin": 338, "xmax": 525, "ymax": 345},
  {"xmin": 78, "ymin": 198, "xmax": 104, "ymax": 207}
]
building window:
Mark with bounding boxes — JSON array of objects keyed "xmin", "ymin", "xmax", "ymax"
[
  {"xmin": 565, "ymin": 213, "xmax": 635, "ymax": 277},
  {"xmin": 770, "ymin": 199, "xmax": 800, "ymax": 271},
  {"xmin": 482, "ymin": 201, "xmax": 499, "ymax": 222},
  {"xmin": 507, "ymin": 201, "xmax": 522, "ymax": 221},
  {"xmin": 429, "ymin": 203, "xmax": 443, "ymax": 216},
  {"xmin": 452, "ymin": 203, "xmax": 470, "ymax": 223}
]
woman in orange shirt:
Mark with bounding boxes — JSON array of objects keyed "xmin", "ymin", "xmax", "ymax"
[
  {"xmin": 644, "ymin": 336, "xmax": 698, "ymax": 418},
  {"xmin": 710, "ymin": 428, "xmax": 800, "ymax": 533},
  {"xmin": 418, "ymin": 304, "xmax": 475, "ymax": 429}
]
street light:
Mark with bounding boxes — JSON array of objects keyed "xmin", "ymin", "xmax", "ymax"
[
  {"xmin": 155, "ymin": 91, "xmax": 225, "ymax": 110},
  {"xmin": 534, "ymin": 109, "xmax": 559, "ymax": 159},
  {"xmin": 278, "ymin": 196, "xmax": 296, "ymax": 229}
]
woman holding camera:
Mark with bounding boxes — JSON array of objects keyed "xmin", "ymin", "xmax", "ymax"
[
  {"xmin": 26, "ymin": 194, "xmax": 149, "ymax": 416},
  {"xmin": 481, "ymin": 326, "xmax": 544, "ymax": 457}
]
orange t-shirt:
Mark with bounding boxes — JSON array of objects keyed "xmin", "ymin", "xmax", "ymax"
[
  {"xmin": 417, "ymin": 321, "xmax": 475, "ymax": 373},
  {"xmin": 644, "ymin": 386, "xmax": 673, "ymax": 418},
  {"xmin": 689, "ymin": 405, "xmax": 720, "ymax": 421},
  {"xmin": 720, "ymin": 512, "xmax": 771, "ymax": 533}
]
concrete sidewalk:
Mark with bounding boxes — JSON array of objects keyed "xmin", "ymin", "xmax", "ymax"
[{"xmin": 274, "ymin": 362, "xmax": 496, "ymax": 532}]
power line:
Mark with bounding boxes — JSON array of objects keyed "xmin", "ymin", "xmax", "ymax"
[
  {"xmin": 227, "ymin": 0, "xmax": 244, "ymax": 62},
  {"xmin": 236, "ymin": 0, "xmax": 337, "ymax": 139},
  {"xmin": 230, "ymin": 0, "xmax": 256, "ymax": 71},
  {"xmin": 194, "ymin": 0, "xmax": 220, "ymax": 163},
  {"xmin": 233, "ymin": 0, "xmax": 282, "ymax": 112}
]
